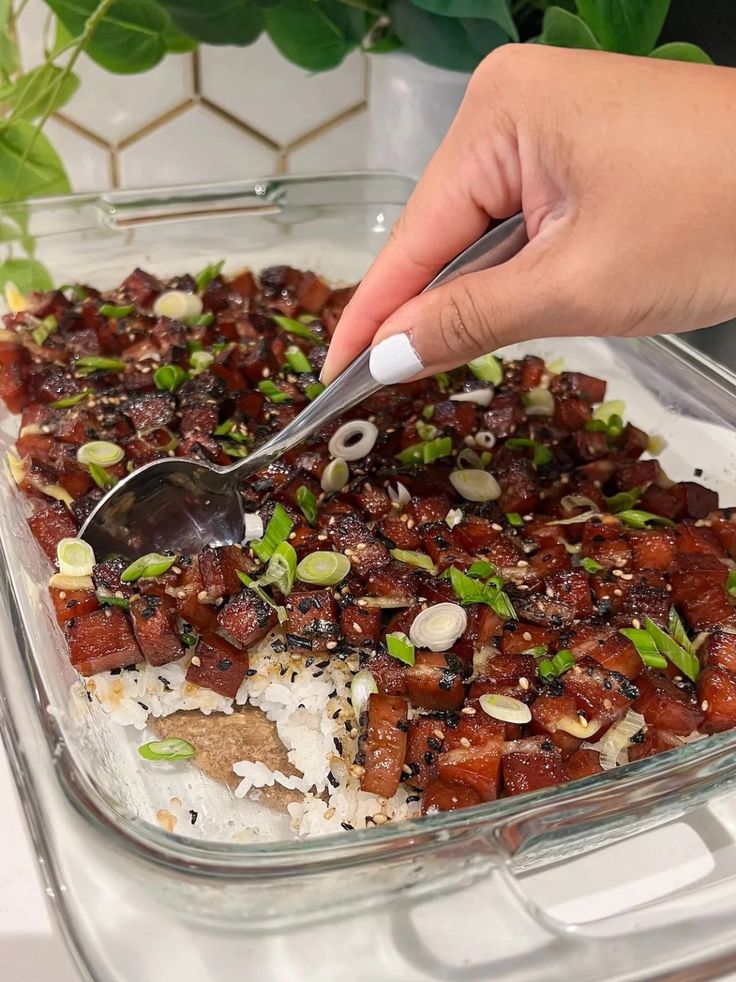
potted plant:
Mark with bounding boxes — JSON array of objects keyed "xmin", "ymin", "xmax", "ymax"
[{"xmin": 0, "ymin": 0, "xmax": 717, "ymax": 288}]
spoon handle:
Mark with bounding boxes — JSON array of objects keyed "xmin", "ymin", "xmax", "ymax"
[{"xmin": 228, "ymin": 213, "xmax": 528, "ymax": 475}]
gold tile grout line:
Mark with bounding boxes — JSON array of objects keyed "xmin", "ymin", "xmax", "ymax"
[
  {"xmin": 198, "ymin": 97, "xmax": 281, "ymax": 152},
  {"xmin": 284, "ymin": 100, "xmax": 368, "ymax": 156},
  {"xmin": 116, "ymin": 100, "xmax": 194, "ymax": 152}
]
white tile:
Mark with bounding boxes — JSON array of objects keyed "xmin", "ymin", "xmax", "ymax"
[
  {"xmin": 117, "ymin": 103, "xmax": 277, "ymax": 189},
  {"xmin": 287, "ymin": 110, "xmax": 369, "ymax": 173},
  {"xmin": 199, "ymin": 36, "xmax": 366, "ymax": 147},
  {"xmin": 62, "ymin": 53, "xmax": 192, "ymax": 146},
  {"xmin": 44, "ymin": 117, "xmax": 110, "ymax": 192},
  {"xmin": 15, "ymin": 0, "xmax": 46, "ymax": 71}
]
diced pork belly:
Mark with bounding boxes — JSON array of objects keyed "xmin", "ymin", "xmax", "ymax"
[
  {"xmin": 405, "ymin": 651, "xmax": 466, "ymax": 711},
  {"xmin": 186, "ymin": 630, "xmax": 249, "ymax": 698},
  {"xmin": 633, "ymin": 670, "xmax": 703, "ymax": 735},
  {"xmin": 360, "ymin": 693, "xmax": 409, "ymax": 797},
  {"xmin": 562, "ymin": 657, "xmax": 638, "ymax": 729},
  {"xmin": 66, "ymin": 608, "xmax": 141, "ymax": 675},
  {"xmin": 566, "ymin": 749, "xmax": 604, "ymax": 781},
  {"xmin": 328, "ymin": 512, "xmax": 390, "ymax": 578},
  {"xmin": 438, "ymin": 738, "xmax": 503, "ymax": 802},
  {"xmin": 502, "ymin": 748, "xmax": 567, "ymax": 796},
  {"xmin": 404, "ymin": 715, "xmax": 444, "ymax": 789},
  {"xmin": 175, "ymin": 559, "xmax": 217, "ymax": 630},
  {"xmin": 339, "ymin": 602, "xmax": 382, "ymax": 647},
  {"xmin": 93, "ymin": 556, "xmax": 136, "ymax": 598},
  {"xmin": 50, "ymin": 587, "xmax": 99, "ymax": 626},
  {"xmin": 28, "ymin": 501, "xmax": 78, "ymax": 562},
  {"xmin": 697, "ymin": 667, "xmax": 736, "ymax": 733},
  {"xmin": 627, "ymin": 529, "xmax": 677, "ymax": 571},
  {"xmin": 421, "ymin": 778, "xmax": 482, "ymax": 813},
  {"xmin": 284, "ymin": 590, "xmax": 339, "ymax": 651},
  {"xmin": 129, "ymin": 594, "xmax": 184, "ymax": 667},
  {"xmin": 364, "ymin": 650, "xmax": 408, "ymax": 695},
  {"xmin": 703, "ymin": 631, "xmax": 736, "ymax": 674},
  {"xmin": 217, "ymin": 590, "xmax": 276, "ymax": 647},
  {"xmin": 582, "ymin": 519, "xmax": 632, "ymax": 569},
  {"xmin": 550, "ymin": 371, "xmax": 606, "ymax": 403},
  {"xmin": 670, "ymin": 554, "xmax": 734, "ymax": 630}
]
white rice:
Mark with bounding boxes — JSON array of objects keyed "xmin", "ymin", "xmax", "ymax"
[{"xmin": 71, "ymin": 631, "xmax": 421, "ymax": 836}]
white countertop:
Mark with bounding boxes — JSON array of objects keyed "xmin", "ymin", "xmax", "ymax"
[{"xmin": 0, "ymin": 744, "xmax": 79, "ymax": 982}]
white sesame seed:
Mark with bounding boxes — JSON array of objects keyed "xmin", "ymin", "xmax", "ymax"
[
  {"xmin": 522, "ymin": 631, "xmax": 532, "ymax": 642},
  {"xmin": 461, "ymin": 706, "xmax": 476, "ymax": 715},
  {"xmin": 459, "ymin": 737, "xmax": 471, "ymax": 748},
  {"xmin": 631, "ymin": 618, "xmax": 641, "ymax": 629},
  {"xmin": 701, "ymin": 700, "xmax": 709, "ymax": 711},
  {"xmin": 519, "ymin": 677, "xmax": 530, "ymax": 690},
  {"xmin": 191, "ymin": 655, "xmax": 201, "ymax": 667},
  {"xmin": 433, "ymin": 729, "xmax": 445, "ymax": 740}
]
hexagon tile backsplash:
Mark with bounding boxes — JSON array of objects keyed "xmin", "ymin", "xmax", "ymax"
[{"xmin": 16, "ymin": 1, "xmax": 370, "ymax": 192}]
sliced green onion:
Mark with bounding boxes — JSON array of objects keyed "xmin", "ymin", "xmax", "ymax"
[
  {"xmin": 390, "ymin": 549, "xmax": 437, "ymax": 573},
  {"xmin": 154, "ymin": 364, "xmax": 190, "ymax": 393},
  {"xmin": 221, "ymin": 443, "xmax": 249, "ymax": 459},
  {"xmin": 547, "ymin": 357, "xmax": 564, "ymax": 374},
  {"xmin": 285, "ymin": 346, "xmax": 312, "ymax": 374},
  {"xmin": 593, "ymin": 399, "xmax": 626, "ymax": 423},
  {"xmin": 604, "ymin": 487, "xmax": 642, "ymax": 513},
  {"xmin": 668, "ymin": 607, "xmax": 696, "ymax": 656},
  {"xmin": 644, "ymin": 616, "xmax": 700, "ymax": 681},
  {"xmin": 581, "ymin": 557, "xmax": 603, "ymax": 575},
  {"xmin": 138, "ymin": 738, "xmax": 195, "ymax": 762},
  {"xmin": 524, "ymin": 644, "xmax": 549, "ymax": 658},
  {"xmin": 467, "ymin": 560, "xmax": 497, "ymax": 580},
  {"xmin": 522, "ymin": 388, "xmax": 554, "ymax": 416},
  {"xmin": 258, "ymin": 540, "xmax": 297, "ymax": 595},
  {"xmin": 75, "ymin": 356, "xmax": 126, "ymax": 375},
  {"xmin": 538, "ymin": 658, "xmax": 557, "ymax": 682},
  {"xmin": 447, "ymin": 565, "xmax": 516, "ymax": 619},
  {"xmin": 258, "ymin": 379, "xmax": 292, "ymax": 404},
  {"xmin": 298, "ymin": 312, "xmax": 319, "ymax": 325},
  {"xmin": 726, "ymin": 570, "xmax": 736, "ymax": 599},
  {"xmin": 88, "ymin": 462, "xmax": 118, "ymax": 489},
  {"xmin": 479, "ymin": 693, "xmax": 531, "ymax": 725},
  {"xmin": 489, "ymin": 589, "xmax": 517, "ymax": 620},
  {"xmin": 77, "ymin": 440, "xmax": 124, "ymax": 468},
  {"xmin": 320, "ymin": 458, "xmax": 349, "ymax": 493},
  {"xmin": 409, "ymin": 602, "xmax": 467, "ymax": 651},
  {"xmin": 51, "ymin": 389, "xmax": 92, "ymax": 409},
  {"xmin": 195, "ymin": 260, "xmax": 224, "ymax": 293},
  {"xmin": 351, "ymin": 669, "xmax": 378, "ymax": 718},
  {"xmin": 57, "ymin": 537, "xmax": 95, "ymax": 577},
  {"xmin": 648, "ymin": 434, "xmax": 667, "ymax": 456},
  {"xmin": 468, "ymin": 353, "xmax": 503, "ymax": 385},
  {"xmin": 98, "ymin": 595, "xmax": 130, "ymax": 611},
  {"xmin": 32, "ymin": 315, "xmax": 58, "ymax": 346},
  {"xmin": 505, "ymin": 437, "xmax": 553, "ymax": 467},
  {"xmin": 386, "ymin": 631, "xmax": 415, "ymax": 666},
  {"xmin": 306, "ymin": 381, "xmax": 326, "ymax": 401},
  {"xmin": 506, "ymin": 512, "xmax": 523, "ymax": 528},
  {"xmin": 250, "ymin": 503, "xmax": 293, "ymax": 563},
  {"xmin": 271, "ymin": 314, "xmax": 321, "ymax": 345},
  {"xmin": 538, "ymin": 648, "xmax": 576, "ymax": 682},
  {"xmin": 616, "ymin": 510, "xmax": 675, "ymax": 530},
  {"xmin": 416, "ymin": 420, "xmax": 438, "ymax": 441},
  {"xmin": 619, "ymin": 627, "xmax": 668, "ymax": 670},
  {"xmin": 99, "ymin": 303, "xmax": 135, "ymax": 318},
  {"xmin": 236, "ymin": 570, "xmax": 287, "ymax": 623},
  {"xmin": 121, "ymin": 553, "xmax": 176, "ymax": 583},
  {"xmin": 296, "ymin": 485, "xmax": 318, "ymax": 526},
  {"xmin": 434, "ymin": 372, "xmax": 451, "ymax": 392},
  {"xmin": 181, "ymin": 629, "xmax": 197, "ymax": 647},
  {"xmin": 296, "ymin": 551, "xmax": 350, "ymax": 587},
  {"xmin": 190, "ymin": 350, "xmax": 214, "ymax": 373},
  {"xmin": 396, "ymin": 436, "xmax": 453, "ymax": 467},
  {"xmin": 445, "ymin": 507, "xmax": 463, "ymax": 529},
  {"xmin": 449, "ymin": 469, "xmax": 501, "ymax": 502},
  {"xmin": 328, "ymin": 420, "xmax": 378, "ymax": 461},
  {"xmin": 585, "ymin": 414, "xmax": 624, "ymax": 442},
  {"xmin": 188, "ymin": 312, "xmax": 215, "ymax": 327},
  {"xmin": 422, "ymin": 405, "xmax": 435, "ymax": 420},
  {"xmin": 153, "ymin": 290, "xmax": 203, "ymax": 321},
  {"xmin": 59, "ymin": 283, "xmax": 88, "ymax": 302}
]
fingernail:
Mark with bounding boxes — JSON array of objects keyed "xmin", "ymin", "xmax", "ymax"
[{"xmin": 369, "ymin": 333, "xmax": 423, "ymax": 385}]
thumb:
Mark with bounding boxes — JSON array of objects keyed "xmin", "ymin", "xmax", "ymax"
[{"xmin": 367, "ymin": 239, "xmax": 567, "ymax": 383}]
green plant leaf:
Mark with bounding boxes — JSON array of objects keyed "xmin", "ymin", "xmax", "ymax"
[
  {"xmin": 0, "ymin": 258, "xmax": 54, "ymax": 292},
  {"xmin": 389, "ymin": 0, "xmax": 510, "ymax": 71},
  {"xmin": 0, "ymin": 120, "xmax": 70, "ymax": 202},
  {"xmin": 364, "ymin": 29, "xmax": 402, "ymax": 53},
  {"xmin": 0, "ymin": 65, "xmax": 80, "ymax": 121},
  {"xmin": 541, "ymin": 6, "xmax": 600, "ymax": 48},
  {"xmin": 45, "ymin": 0, "xmax": 170, "ymax": 74},
  {"xmin": 157, "ymin": 0, "xmax": 264, "ymax": 45},
  {"xmin": 650, "ymin": 41, "xmax": 712, "ymax": 64},
  {"xmin": 409, "ymin": 0, "xmax": 518, "ymax": 40},
  {"xmin": 575, "ymin": 0, "xmax": 670, "ymax": 55},
  {"xmin": 265, "ymin": 0, "xmax": 354, "ymax": 71},
  {"xmin": 0, "ymin": 31, "xmax": 18, "ymax": 82},
  {"xmin": 320, "ymin": 0, "xmax": 372, "ymax": 44}
]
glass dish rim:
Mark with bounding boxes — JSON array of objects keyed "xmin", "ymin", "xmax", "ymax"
[{"xmin": 3, "ymin": 173, "xmax": 736, "ymax": 877}]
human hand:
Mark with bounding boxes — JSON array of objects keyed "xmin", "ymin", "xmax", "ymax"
[{"xmin": 321, "ymin": 46, "xmax": 736, "ymax": 385}]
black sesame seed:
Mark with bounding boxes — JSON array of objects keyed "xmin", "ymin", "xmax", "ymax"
[
  {"xmin": 245, "ymin": 669, "xmax": 257, "ymax": 677},
  {"xmin": 189, "ymin": 810, "xmax": 198, "ymax": 825},
  {"xmin": 333, "ymin": 737, "xmax": 343, "ymax": 754},
  {"xmin": 341, "ymin": 822, "xmax": 354, "ymax": 830},
  {"xmin": 406, "ymin": 794, "xmax": 420, "ymax": 803},
  {"xmin": 138, "ymin": 701, "xmax": 149, "ymax": 711},
  {"xmin": 423, "ymin": 751, "xmax": 434, "ymax": 765},
  {"xmin": 327, "ymin": 771, "xmax": 339, "ymax": 788}
]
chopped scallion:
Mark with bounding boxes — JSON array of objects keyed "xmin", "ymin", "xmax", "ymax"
[
  {"xmin": 99, "ymin": 303, "xmax": 135, "ymax": 318},
  {"xmin": 306, "ymin": 381, "xmax": 325, "ymax": 401},
  {"xmin": 120, "ymin": 553, "xmax": 176, "ymax": 583},
  {"xmin": 285, "ymin": 346, "xmax": 312, "ymax": 374},
  {"xmin": 57, "ymin": 537, "xmax": 95, "ymax": 578},
  {"xmin": 258, "ymin": 540, "xmax": 297, "ymax": 595},
  {"xmin": 581, "ymin": 557, "xmax": 603, "ymax": 574},
  {"xmin": 390, "ymin": 549, "xmax": 437, "ymax": 573},
  {"xmin": 619, "ymin": 627, "xmax": 668, "ymax": 670},
  {"xmin": 604, "ymin": 487, "xmax": 642, "ymax": 513},
  {"xmin": 236, "ymin": 569, "xmax": 287, "ymax": 623},
  {"xmin": 506, "ymin": 512, "xmax": 523, "ymax": 528},
  {"xmin": 616, "ymin": 509, "xmax": 675, "ymax": 530},
  {"xmin": 271, "ymin": 314, "xmax": 322, "ymax": 345},
  {"xmin": 88, "ymin": 462, "xmax": 117, "ymax": 489},
  {"xmin": 422, "ymin": 405, "xmax": 435, "ymax": 420},
  {"xmin": 31, "ymin": 315, "xmax": 57, "ymax": 346},
  {"xmin": 505, "ymin": 437, "xmax": 552, "ymax": 467},
  {"xmin": 154, "ymin": 364, "xmax": 190, "ymax": 393},
  {"xmin": 138, "ymin": 738, "xmax": 195, "ymax": 762},
  {"xmin": 644, "ymin": 616, "xmax": 700, "ymax": 681},
  {"xmin": 416, "ymin": 420, "xmax": 438, "ymax": 442},
  {"xmin": 188, "ymin": 312, "xmax": 215, "ymax": 327},
  {"xmin": 51, "ymin": 389, "xmax": 92, "ymax": 409},
  {"xmin": 434, "ymin": 372, "xmax": 451, "ymax": 392},
  {"xmin": 466, "ymin": 560, "xmax": 497, "ymax": 580},
  {"xmin": 296, "ymin": 485, "xmax": 318, "ymax": 526},
  {"xmin": 468, "ymin": 353, "xmax": 503, "ymax": 385},
  {"xmin": 195, "ymin": 260, "xmax": 224, "ymax": 293},
  {"xmin": 396, "ymin": 436, "xmax": 453, "ymax": 466},
  {"xmin": 77, "ymin": 440, "xmax": 124, "ymax": 468},
  {"xmin": 250, "ymin": 503, "xmax": 293, "ymax": 563},
  {"xmin": 593, "ymin": 399, "xmax": 626, "ymax": 423},
  {"xmin": 296, "ymin": 551, "xmax": 350, "ymax": 587},
  {"xmin": 75, "ymin": 356, "xmax": 126, "ymax": 375},
  {"xmin": 98, "ymin": 595, "xmax": 130, "ymax": 611},
  {"xmin": 538, "ymin": 648, "xmax": 576, "ymax": 681},
  {"xmin": 258, "ymin": 379, "xmax": 292, "ymax": 404},
  {"xmin": 190, "ymin": 350, "xmax": 214, "ymax": 373},
  {"xmin": 668, "ymin": 607, "xmax": 696, "ymax": 656},
  {"xmin": 727, "ymin": 570, "xmax": 736, "ymax": 599},
  {"xmin": 386, "ymin": 631, "xmax": 415, "ymax": 666}
]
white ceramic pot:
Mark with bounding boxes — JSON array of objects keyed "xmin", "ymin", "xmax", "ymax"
[{"xmin": 367, "ymin": 52, "xmax": 471, "ymax": 177}]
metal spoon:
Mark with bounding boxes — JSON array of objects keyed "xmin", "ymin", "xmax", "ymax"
[{"xmin": 80, "ymin": 214, "xmax": 528, "ymax": 558}]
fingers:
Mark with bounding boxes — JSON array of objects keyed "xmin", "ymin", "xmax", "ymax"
[
  {"xmin": 367, "ymin": 234, "xmax": 570, "ymax": 383},
  {"xmin": 320, "ymin": 70, "xmax": 522, "ymax": 383}
]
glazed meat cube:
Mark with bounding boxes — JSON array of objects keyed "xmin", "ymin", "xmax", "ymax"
[
  {"xmin": 453, "ymin": 516, "xmax": 504, "ymax": 555},
  {"xmin": 673, "ymin": 521, "xmax": 725, "ymax": 558},
  {"xmin": 615, "ymin": 459, "xmax": 661, "ymax": 491},
  {"xmin": 179, "ymin": 403, "xmax": 219, "ymax": 437},
  {"xmin": 186, "ymin": 630, "xmax": 249, "ymax": 698},
  {"xmin": 406, "ymin": 495, "xmax": 451, "ymax": 527},
  {"xmin": 0, "ymin": 339, "xmax": 28, "ymax": 412},
  {"xmin": 500, "ymin": 624, "xmax": 558, "ymax": 657},
  {"xmin": 520, "ymin": 355, "xmax": 545, "ymax": 390},
  {"xmin": 562, "ymin": 657, "xmax": 638, "ymax": 728},
  {"xmin": 349, "ymin": 483, "xmax": 392, "ymax": 521},
  {"xmin": 515, "ymin": 570, "xmax": 592, "ymax": 629},
  {"xmin": 363, "ymin": 563, "xmax": 418, "ymax": 605},
  {"xmin": 66, "ymin": 608, "xmax": 141, "ymax": 675},
  {"xmin": 50, "ymin": 587, "xmax": 99, "ymax": 626},
  {"xmin": 566, "ymin": 749, "xmax": 604, "ymax": 781},
  {"xmin": 453, "ymin": 603, "xmax": 505, "ymax": 662},
  {"xmin": 704, "ymin": 631, "xmax": 736, "ymax": 674},
  {"xmin": 360, "ymin": 693, "xmax": 409, "ymax": 797},
  {"xmin": 379, "ymin": 516, "xmax": 422, "ymax": 551},
  {"xmin": 175, "ymin": 559, "xmax": 217, "ymax": 630},
  {"xmin": 619, "ymin": 570, "xmax": 670, "ymax": 626},
  {"xmin": 339, "ymin": 602, "xmax": 382, "ymax": 647},
  {"xmin": 628, "ymin": 529, "xmax": 677, "ymax": 571},
  {"xmin": 422, "ymin": 523, "xmax": 472, "ymax": 572},
  {"xmin": 567, "ymin": 623, "xmax": 642, "ymax": 678},
  {"xmin": 620, "ymin": 423, "xmax": 649, "ymax": 459},
  {"xmin": 639, "ymin": 485, "xmax": 686, "ymax": 521},
  {"xmin": 129, "ymin": 594, "xmax": 184, "ymax": 667},
  {"xmin": 120, "ymin": 267, "xmax": 161, "ymax": 307},
  {"xmin": 217, "ymin": 590, "xmax": 276, "ymax": 647},
  {"xmin": 633, "ymin": 670, "xmax": 703, "ymax": 735},
  {"xmin": 405, "ymin": 715, "xmax": 444, "ymax": 789},
  {"xmin": 405, "ymin": 652, "xmax": 466, "ymax": 711},
  {"xmin": 697, "ymin": 667, "xmax": 736, "ymax": 733},
  {"xmin": 573, "ymin": 429, "xmax": 610, "ymax": 461},
  {"xmin": 438, "ymin": 739, "xmax": 503, "ymax": 802},
  {"xmin": 285, "ymin": 590, "xmax": 338, "ymax": 651},
  {"xmin": 364, "ymin": 650, "xmax": 408, "ymax": 695},
  {"xmin": 550, "ymin": 371, "xmax": 606, "ymax": 403},
  {"xmin": 530, "ymin": 690, "xmax": 581, "ymax": 738},
  {"xmin": 217, "ymin": 544, "xmax": 255, "ymax": 596},
  {"xmin": 123, "ymin": 391, "xmax": 175, "ymax": 431},
  {"xmin": 554, "ymin": 396, "xmax": 592, "ymax": 431},
  {"xmin": 546, "ymin": 569, "xmax": 593, "ymax": 619},
  {"xmin": 495, "ymin": 453, "xmax": 539, "ymax": 515},
  {"xmin": 28, "ymin": 501, "xmax": 78, "ymax": 562},
  {"xmin": 93, "ymin": 556, "xmax": 136, "ymax": 599},
  {"xmin": 711, "ymin": 518, "xmax": 736, "ymax": 560},
  {"xmin": 198, "ymin": 546, "xmax": 227, "ymax": 600},
  {"xmin": 431, "ymin": 400, "xmax": 476, "ymax": 437},
  {"xmin": 671, "ymin": 554, "xmax": 734, "ymax": 630},
  {"xmin": 421, "ymin": 778, "xmax": 482, "ymax": 814},
  {"xmin": 328, "ymin": 512, "xmax": 390, "ymax": 578},
  {"xmin": 502, "ymin": 749, "xmax": 567, "ymax": 796},
  {"xmin": 529, "ymin": 543, "xmax": 572, "ymax": 576},
  {"xmin": 582, "ymin": 519, "xmax": 632, "ymax": 570},
  {"xmin": 482, "ymin": 392, "xmax": 523, "ymax": 438}
]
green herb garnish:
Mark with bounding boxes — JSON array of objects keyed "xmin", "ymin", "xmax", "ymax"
[
  {"xmin": 619, "ymin": 627, "xmax": 668, "ymax": 670},
  {"xmin": 305, "ymin": 381, "xmax": 325, "ymax": 401},
  {"xmin": 75, "ymin": 356, "xmax": 126, "ymax": 376},
  {"xmin": 251, "ymin": 503, "xmax": 293, "ymax": 563},
  {"xmin": 51, "ymin": 389, "xmax": 92, "ymax": 409},
  {"xmin": 236, "ymin": 570, "xmax": 287, "ymax": 623},
  {"xmin": 538, "ymin": 648, "xmax": 575, "ymax": 682},
  {"xmin": 604, "ymin": 487, "xmax": 642, "ymax": 513},
  {"xmin": 468, "ymin": 353, "xmax": 503, "ymax": 385},
  {"xmin": 506, "ymin": 437, "xmax": 553, "ymax": 467},
  {"xmin": 99, "ymin": 303, "xmax": 135, "ymax": 318},
  {"xmin": 616, "ymin": 510, "xmax": 675, "ymax": 530},
  {"xmin": 271, "ymin": 314, "xmax": 321, "ymax": 345},
  {"xmin": 296, "ymin": 551, "xmax": 350, "ymax": 587},
  {"xmin": 257, "ymin": 540, "xmax": 297, "ymax": 595},
  {"xmin": 386, "ymin": 631, "xmax": 415, "ymax": 666},
  {"xmin": 506, "ymin": 512, "xmax": 523, "ymax": 528},
  {"xmin": 395, "ymin": 436, "xmax": 453, "ymax": 466},
  {"xmin": 644, "ymin": 616, "xmax": 700, "ymax": 681},
  {"xmin": 285, "ymin": 346, "xmax": 312, "ymax": 374},
  {"xmin": 195, "ymin": 260, "xmax": 224, "ymax": 293},
  {"xmin": 581, "ymin": 557, "xmax": 603, "ymax": 575},
  {"xmin": 188, "ymin": 312, "xmax": 215, "ymax": 327},
  {"xmin": 390, "ymin": 549, "xmax": 437, "ymax": 573},
  {"xmin": 296, "ymin": 485, "xmax": 318, "ymax": 526},
  {"xmin": 121, "ymin": 553, "xmax": 176, "ymax": 583},
  {"xmin": 88, "ymin": 462, "xmax": 117, "ymax": 489},
  {"xmin": 258, "ymin": 379, "xmax": 292, "ymax": 404},
  {"xmin": 138, "ymin": 738, "xmax": 195, "ymax": 762},
  {"xmin": 154, "ymin": 364, "xmax": 190, "ymax": 393}
]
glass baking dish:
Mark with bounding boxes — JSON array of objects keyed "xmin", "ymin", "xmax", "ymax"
[{"xmin": 3, "ymin": 173, "xmax": 736, "ymax": 981}]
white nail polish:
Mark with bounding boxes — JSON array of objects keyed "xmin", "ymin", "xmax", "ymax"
[{"xmin": 369, "ymin": 334, "xmax": 423, "ymax": 385}]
